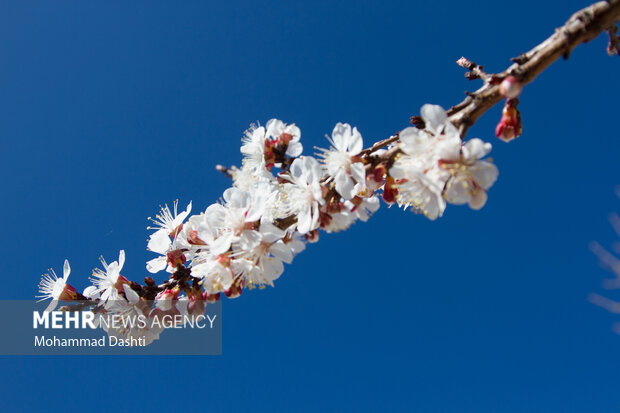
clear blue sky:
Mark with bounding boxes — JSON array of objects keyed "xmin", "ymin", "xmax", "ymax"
[{"xmin": 2, "ymin": 1, "xmax": 620, "ymax": 411}]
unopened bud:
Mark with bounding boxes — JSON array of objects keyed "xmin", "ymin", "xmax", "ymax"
[
  {"xmin": 499, "ymin": 76, "xmax": 522, "ymax": 99},
  {"xmin": 409, "ymin": 116, "xmax": 426, "ymax": 129},
  {"xmin": 495, "ymin": 102, "xmax": 522, "ymax": 142}
]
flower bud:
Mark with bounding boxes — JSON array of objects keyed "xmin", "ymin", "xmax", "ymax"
[
  {"xmin": 499, "ymin": 76, "xmax": 522, "ymax": 99},
  {"xmin": 495, "ymin": 103, "xmax": 522, "ymax": 142}
]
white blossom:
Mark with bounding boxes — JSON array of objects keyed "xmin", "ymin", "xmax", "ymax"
[
  {"xmin": 443, "ymin": 138, "xmax": 499, "ymax": 209},
  {"xmin": 241, "ymin": 119, "xmax": 302, "ymax": 172},
  {"xmin": 205, "ymin": 186, "xmax": 271, "ymax": 255},
  {"xmin": 265, "ymin": 119, "xmax": 303, "ymax": 157},
  {"xmin": 91, "ymin": 250, "xmax": 127, "ymax": 305},
  {"xmin": 37, "ymin": 259, "xmax": 75, "ymax": 312},
  {"xmin": 147, "ymin": 201, "xmax": 192, "ymax": 255},
  {"xmin": 281, "ymin": 156, "xmax": 325, "ymax": 234},
  {"xmin": 390, "ymin": 163, "xmax": 448, "ymax": 220},
  {"xmin": 390, "ymin": 105, "xmax": 469, "ymax": 220},
  {"xmin": 236, "ymin": 221, "xmax": 293, "ymax": 287},
  {"xmin": 346, "ymin": 195, "xmax": 380, "ymax": 222},
  {"xmin": 192, "ymin": 254, "xmax": 248, "ymax": 294},
  {"xmin": 241, "ymin": 124, "xmax": 268, "ymax": 172},
  {"xmin": 319, "ymin": 123, "xmax": 365, "ymax": 199},
  {"xmin": 37, "ymin": 110, "xmax": 502, "ymax": 323}
]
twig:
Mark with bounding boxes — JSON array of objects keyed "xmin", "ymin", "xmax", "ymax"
[
  {"xmin": 215, "ymin": 164, "xmax": 233, "ymax": 177},
  {"xmin": 456, "ymin": 57, "xmax": 498, "ymax": 83},
  {"xmin": 359, "ymin": 135, "xmax": 398, "ymax": 156},
  {"xmin": 447, "ymin": 0, "xmax": 620, "ymax": 137}
]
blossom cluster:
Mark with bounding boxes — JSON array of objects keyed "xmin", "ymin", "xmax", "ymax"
[{"xmin": 37, "ymin": 105, "xmax": 499, "ymax": 328}]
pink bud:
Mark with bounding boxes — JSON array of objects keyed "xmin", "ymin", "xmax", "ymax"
[
  {"xmin": 495, "ymin": 104, "xmax": 522, "ymax": 142},
  {"xmin": 499, "ymin": 76, "xmax": 522, "ymax": 99}
]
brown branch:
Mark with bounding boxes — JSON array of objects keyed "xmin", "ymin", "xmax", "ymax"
[
  {"xmin": 456, "ymin": 57, "xmax": 498, "ymax": 83},
  {"xmin": 215, "ymin": 164, "xmax": 234, "ymax": 177},
  {"xmin": 447, "ymin": 0, "xmax": 620, "ymax": 137},
  {"xmin": 359, "ymin": 134, "xmax": 398, "ymax": 156}
]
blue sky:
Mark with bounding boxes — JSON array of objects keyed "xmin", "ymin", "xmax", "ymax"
[{"xmin": 1, "ymin": 0, "xmax": 620, "ymax": 411}]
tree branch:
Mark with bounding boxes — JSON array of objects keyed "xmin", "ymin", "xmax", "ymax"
[{"xmin": 447, "ymin": 0, "xmax": 620, "ymax": 137}]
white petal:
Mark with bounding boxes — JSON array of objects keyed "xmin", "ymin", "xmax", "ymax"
[
  {"xmin": 270, "ymin": 242, "xmax": 294, "ymax": 264},
  {"xmin": 148, "ymin": 230, "xmax": 171, "ymax": 254},
  {"xmin": 206, "ymin": 203, "xmax": 226, "ymax": 228},
  {"xmin": 264, "ymin": 258, "xmax": 284, "ymax": 281},
  {"xmin": 118, "ymin": 250, "xmax": 125, "ymax": 270},
  {"xmin": 470, "ymin": 161, "xmax": 499, "ymax": 190},
  {"xmin": 290, "ymin": 158, "xmax": 304, "ymax": 179},
  {"xmin": 265, "ymin": 119, "xmax": 283, "ymax": 137},
  {"xmin": 462, "ymin": 138, "xmax": 492, "ymax": 162},
  {"xmin": 335, "ymin": 170, "xmax": 355, "ymax": 200},
  {"xmin": 45, "ymin": 300, "xmax": 59, "ymax": 312},
  {"xmin": 445, "ymin": 177, "xmax": 472, "ymax": 205},
  {"xmin": 296, "ymin": 206, "xmax": 312, "ymax": 234},
  {"xmin": 349, "ymin": 127, "xmax": 363, "ymax": 154},
  {"xmin": 364, "ymin": 196, "xmax": 380, "ymax": 213},
  {"xmin": 210, "ymin": 234, "xmax": 233, "ymax": 256},
  {"xmin": 332, "ymin": 123, "xmax": 351, "ymax": 150},
  {"xmin": 421, "ymin": 104, "xmax": 447, "ymax": 133},
  {"xmin": 286, "ymin": 141, "xmax": 303, "ymax": 157},
  {"xmin": 469, "ymin": 190, "xmax": 488, "ymax": 210},
  {"xmin": 123, "ymin": 284, "xmax": 140, "ymax": 305},
  {"xmin": 389, "ymin": 162, "xmax": 407, "ymax": 180},
  {"xmin": 63, "ymin": 259, "xmax": 71, "ymax": 280},
  {"xmin": 350, "ymin": 162, "xmax": 366, "ymax": 187},
  {"xmin": 399, "ymin": 126, "xmax": 424, "ymax": 146},
  {"xmin": 260, "ymin": 221, "xmax": 285, "ymax": 242},
  {"xmin": 435, "ymin": 136, "xmax": 461, "ymax": 161},
  {"xmin": 83, "ymin": 286, "xmax": 100, "ymax": 299},
  {"xmin": 238, "ymin": 229, "xmax": 261, "ymax": 251},
  {"xmin": 146, "ymin": 257, "xmax": 167, "ymax": 273}
]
